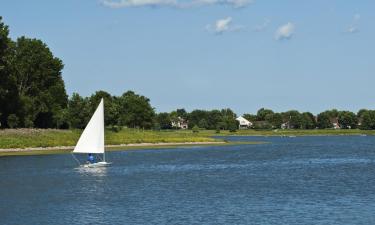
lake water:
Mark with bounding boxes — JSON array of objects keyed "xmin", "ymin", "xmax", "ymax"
[{"xmin": 1, "ymin": 136, "xmax": 375, "ymax": 225}]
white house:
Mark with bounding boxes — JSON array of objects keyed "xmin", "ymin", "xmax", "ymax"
[
  {"xmin": 171, "ymin": 117, "xmax": 188, "ymax": 129},
  {"xmin": 236, "ymin": 116, "xmax": 253, "ymax": 129}
]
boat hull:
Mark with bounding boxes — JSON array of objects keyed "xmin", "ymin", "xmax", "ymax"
[{"xmin": 83, "ymin": 161, "xmax": 111, "ymax": 168}]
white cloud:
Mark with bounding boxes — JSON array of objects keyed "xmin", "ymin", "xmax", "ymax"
[
  {"xmin": 275, "ymin": 22, "xmax": 295, "ymax": 40},
  {"xmin": 215, "ymin": 17, "xmax": 232, "ymax": 33},
  {"xmin": 345, "ymin": 14, "xmax": 360, "ymax": 34},
  {"xmin": 206, "ymin": 17, "xmax": 244, "ymax": 34},
  {"xmin": 101, "ymin": 0, "xmax": 253, "ymax": 8}
]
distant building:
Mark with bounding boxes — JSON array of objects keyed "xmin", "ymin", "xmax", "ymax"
[
  {"xmin": 281, "ymin": 121, "xmax": 290, "ymax": 129},
  {"xmin": 330, "ymin": 118, "xmax": 340, "ymax": 129},
  {"xmin": 172, "ymin": 117, "xmax": 188, "ymax": 129},
  {"xmin": 236, "ymin": 116, "xmax": 253, "ymax": 129}
]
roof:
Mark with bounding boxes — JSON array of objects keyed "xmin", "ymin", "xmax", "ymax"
[{"xmin": 236, "ymin": 116, "xmax": 252, "ymax": 125}]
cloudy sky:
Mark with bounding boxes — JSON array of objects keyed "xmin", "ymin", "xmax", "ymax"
[{"xmin": 1, "ymin": 1, "xmax": 374, "ymax": 114}]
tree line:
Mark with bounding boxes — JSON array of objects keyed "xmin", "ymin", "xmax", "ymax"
[{"xmin": 1, "ymin": 17, "xmax": 375, "ymax": 130}]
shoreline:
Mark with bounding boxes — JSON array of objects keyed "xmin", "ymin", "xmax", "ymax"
[{"xmin": 0, "ymin": 141, "xmax": 228, "ymax": 156}]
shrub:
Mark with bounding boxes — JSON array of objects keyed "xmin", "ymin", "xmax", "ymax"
[
  {"xmin": 7, "ymin": 114, "xmax": 19, "ymax": 128},
  {"xmin": 192, "ymin": 125, "xmax": 199, "ymax": 133}
]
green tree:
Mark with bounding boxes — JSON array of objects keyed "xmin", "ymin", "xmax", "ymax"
[
  {"xmin": 301, "ymin": 112, "xmax": 316, "ymax": 129},
  {"xmin": 157, "ymin": 112, "xmax": 172, "ymax": 129},
  {"xmin": 187, "ymin": 110, "xmax": 207, "ymax": 128},
  {"xmin": 12, "ymin": 37, "xmax": 67, "ymax": 128},
  {"xmin": 206, "ymin": 110, "xmax": 222, "ymax": 129},
  {"xmin": 256, "ymin": 108, "xmax": 274, "ymax": 121},
  {"xmin": 265, "ymin": 113, "xmax": 283, "ymax": 129},
  {"xmin": 67, "ymin": 93, "xmax": 91, "ymax": 129},
  {"xmin": 7, "ymin": 114, "xmax": 19, "ymax": 128},
  {"xmin": 0, "ymin": 17, "xmax": 18, "ymax": 128},
  {"xmin": 360, "ymin": 111, "xmax": 375, "ymax": 130},
  {"xmin": 192, "ymin": 125, "xmax": 199, "ymax": 133},
  {"xmin": 89, "ymin": 91, "xmax": 118, "ymax": 126},
  {"xmin": 221, "ymin": 108, "xmax": 237, "ymax": 130},
  {"xmin": 243, "ymin": 114, "xmax": 257, "ymax": 123},
  {"xmin": 117, "ymin": 91, "xmax": 155, "ymax": 129},
  {"xmin": 338, "ymin": 111, "xmax": 357, "ymax": 129},
  {"xmin": 317, "ymin": 112, "xmax": 332, "ymax": 129},
  {"xmin": 198, "ymin": 118, "xmax": 209, "ymax": 129},
  {"xmin": 282, "ymin": 110, "xmax": 303, "ymax": 129}
]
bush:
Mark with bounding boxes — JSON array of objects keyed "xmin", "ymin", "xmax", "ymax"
[
  {"xmin": 7, "ymin": 114, "xmax": 19, "ymax": 128},
  {"xmin": 192, "ymin": 125, "xmax": 199, "ymax": 133},
  {"xmin": 110, "ymin": 125, "xmax": 122, "ymax": 133}
]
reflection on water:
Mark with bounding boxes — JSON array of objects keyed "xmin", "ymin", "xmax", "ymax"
[
  {"xmin": 75, "ymin": 166, "xmax": 108, "ymax": 177},
  {"xmin": 1, "ymin": 136, "xmax": 375, "ymax": 225}
]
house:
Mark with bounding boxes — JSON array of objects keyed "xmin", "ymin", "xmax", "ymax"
[
  {"xmin": 330, "ymin": 118, "xmax": 340, "ymax": 129},
  {"xmin": 172, "ymin": 117, "xmax": 188, "ymax": 129},
  {"xmin": 236, "ymin": 116, "xmax": 253, "ymax": 129},
  {"xmin": 281, "ymin": 121, "xmax": 290, "ymax": 129}
]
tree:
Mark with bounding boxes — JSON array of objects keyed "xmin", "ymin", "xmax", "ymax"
[
  {"xmin": 265, "ymin": 113, "xmax": 283, "ymax": 129},
  {"xmin": 192, "ymin": 125, "xmax": 199, "ymax": 133},
  {"xmin": 338, "ymin": 111, "xmax": 357, "ymax": 129},
  {"xmin": 117, "ymin": 91, "xmax": 155, "ymax": 129},
  {"xmin": 67, "ymin": 93, "xmax": 91, "ymax": 129},
  {"xmin": 176, "ymin": 108, "xmax": 187, "ymax": 120},
  {"xmin": 0, "ymin": 17, "xmax": 18, "ymax": 128},
  {"xmin": 89, "ymin": 91, "xmax": 118, "ymax": 126},
  {"xmin": 317, "ymin": 112, "xmax": 332, "ymax": 129},
  {"xmin": 7, "ymin": 114, "xmax": 19, "ymax": 128},
  {"xmin": 256, "ymin": 108, "xmax": 274, "ymax": 121},
  {"xmin": 360, "ymin": 110, "xmax": 375, "ymax": 130},
  {"xmin": 198, "ymin": 118, "xmax": 208, "ymax": 129},
  {"xmin": 301, "ymin": 112, "xmax": 316, "ymax": 129},
  {"xmin": 243, "ymin": 114, "xmax": 257, "ymax": 123},
  {"xmin": 12, "ymin": 37, "xmax": 67, "ymax": 128},
  {"xmin": 156, "ymin": 112, "xmax": 172, "ymax": 129},
  {"xmin": 221, "ymin": 108, "xmax": 237, "ymax": 130},
  {"xmin": 187, "ymin": 110, "xmax": 207, "ymax": 128},
  {"xmin": 282, "ymin": 110, "xmax": 303, "ymax": 129},
  {"xmin": 206, "ymin": 110, "xmax": 222, "ymax": 129}
]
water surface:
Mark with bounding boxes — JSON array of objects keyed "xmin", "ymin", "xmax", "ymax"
[{"xmin": 1, "ymin": 136, "xmax": 375, "ymax": 224}]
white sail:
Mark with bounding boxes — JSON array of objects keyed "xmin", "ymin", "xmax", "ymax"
[{"xmin": 73, "ymin": 99, "xmax": 104, "ymax": 154}]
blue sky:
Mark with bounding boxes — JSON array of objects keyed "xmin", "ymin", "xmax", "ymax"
[{"xmin": 1, "ymin": 0, "xmax": 374, "ymax": 115}]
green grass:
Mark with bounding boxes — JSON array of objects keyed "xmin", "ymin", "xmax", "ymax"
[
  {"xmin": 0, "ymin": 128, "xmax": 373, "ymax": 150},
  {"xmin": 0, "ymin": 128, "xmax": 219, "ymax": 149}
]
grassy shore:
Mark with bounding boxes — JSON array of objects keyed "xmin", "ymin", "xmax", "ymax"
[
  {"xmin": 0, "ymin": 128, "xmax": 372, "ymax": 150},
  {"xmin": 0, "ymin": 128, "xmax": 218, "ymax": 149}
]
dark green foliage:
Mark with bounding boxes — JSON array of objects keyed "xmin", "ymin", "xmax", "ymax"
[
  {"xmin": 7, "ymin": 114, "xmax": 19, "ymax": 128},
  {"xmin": 359, "ymin": 110, "xmax": 375, "ymax": 130},
  {"xmin": 338, "ymin": 111, "xmax": 357, "ymax": 129},
  {"xmin": 13, "ymin": 37, "xmax": 67, "ymax": 128},
  {"xmin": 243, "ymin": 114, "xmax": 257, "ymax": 123},
  {"xmin": 157, "ymin": 112, "xmax": 172, "ymax": 129},
  {"xmin": 89, "ymin": 90, "xmax": 118, "ymax": 126},
  {"xmin": 265, "ymin": 113, "xmax": 283, "ymax": 129},
  {"xmin": 256, "ymin": 108, "xmax": 274, "ymax": 121},
  {"xmin": 198, "ymin": 119, "xmax": 208, "ymax": 129},
  {"xmin": 0, "ymin": 18, "xmax": 67, "ymax": 128},
  {"xmin": 0, "ymin": 17, "xmax": 17, "ymax": 127},
  {"xmin": 282, "ymin": 110, "xmax": 303, "ymax": 129},
  {"xmin": 317, "ymin": 112, "xmax": 332, "ymax": 129},
  {"xmin": 192, "ymin": 125, "xmax": 199, "ymax": 133},
  {"xmin": 67, "ymin": 93, "xmax": 91, "ymax": 129},
  {"xmin": 117, "ymin": 91, "xmax": 155, "ymax": 129},
  {"xmin": 301, "ymin": 112, "xmax": 317, "ymax": 129}
]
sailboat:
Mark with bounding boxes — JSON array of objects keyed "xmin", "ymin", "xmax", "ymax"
[{"xmin": 72, "ymin": 98, "xmax": 111, "ymax": 168}]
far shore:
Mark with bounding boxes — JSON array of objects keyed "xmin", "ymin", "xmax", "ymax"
[{"xmin": 0, "ymin": 141, "xmax": 226, "ymax": 153}]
